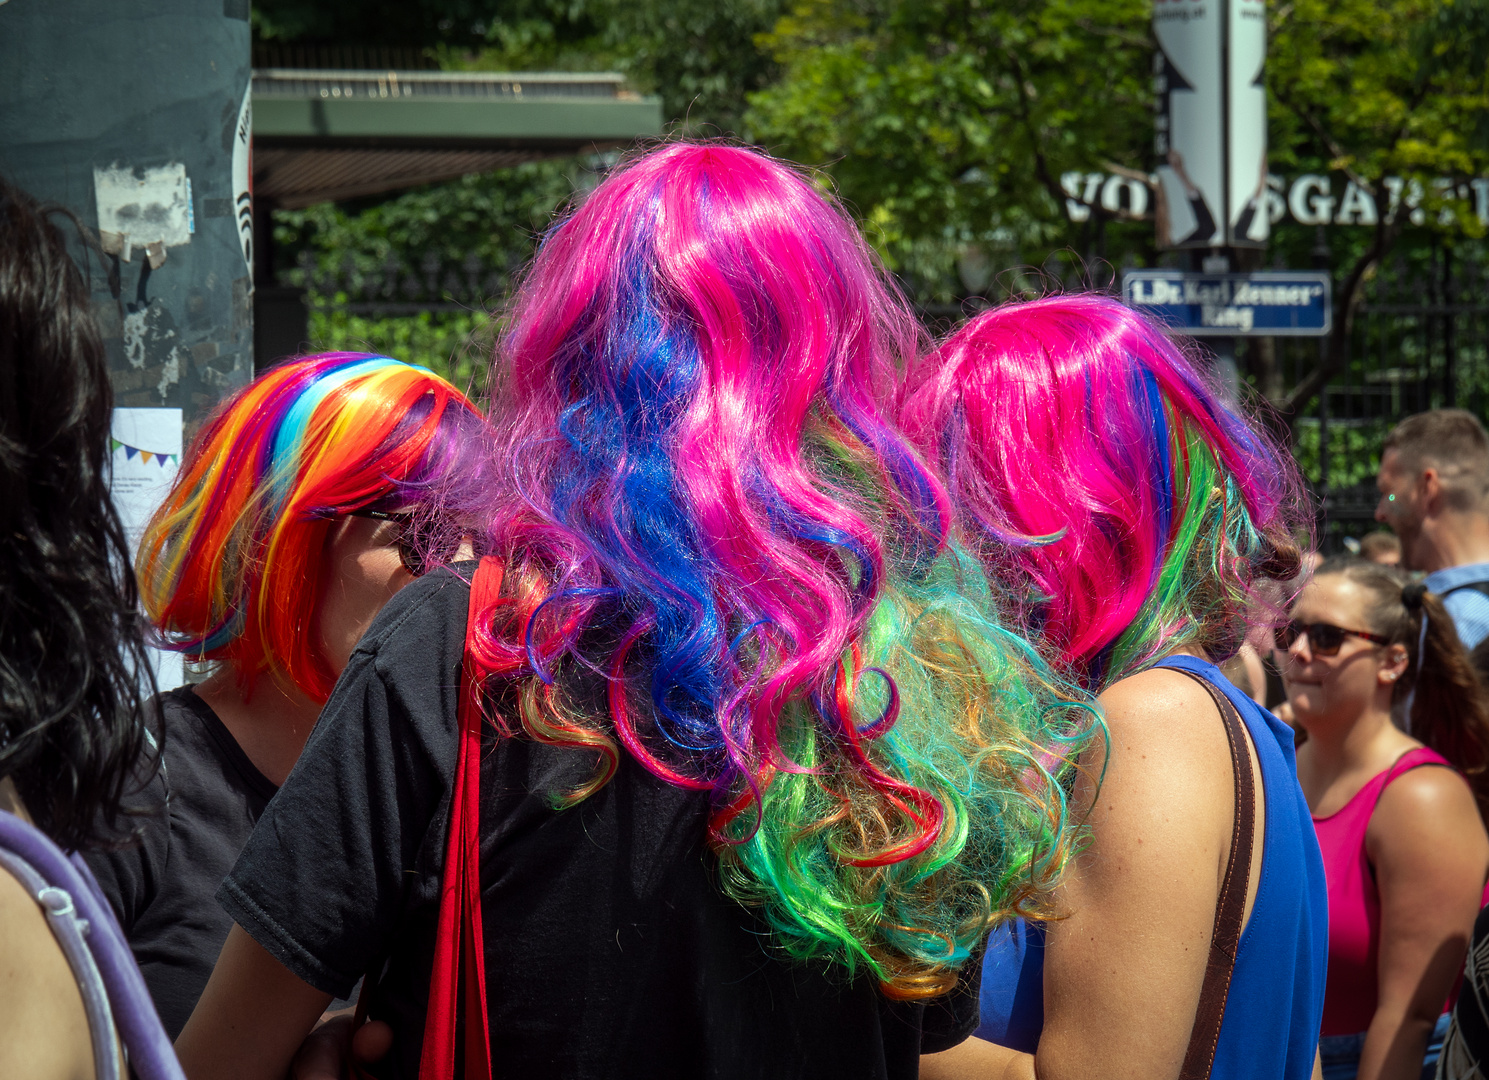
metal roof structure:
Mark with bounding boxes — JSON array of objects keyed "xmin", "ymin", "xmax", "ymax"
[{"xmin": 252, "ymin": 69, "xmax": 663, "ymax": 207}]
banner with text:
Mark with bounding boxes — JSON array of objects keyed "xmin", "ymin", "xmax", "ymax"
[{"xmin": 1063, "ymin": 170, "xmax": 1489, "ymax": 230}]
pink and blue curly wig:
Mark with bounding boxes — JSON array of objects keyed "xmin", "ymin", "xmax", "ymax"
[
  {"xmin": 469, "ymin": 143, "xmax": 1097, "ymax": 997},
  {"xmin": 900, "ymin": 293, "xmax": 1306, "ymax": 693}
]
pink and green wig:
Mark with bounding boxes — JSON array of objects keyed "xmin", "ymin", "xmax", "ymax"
[
  {"xmin": 468, "ymin": 143, "xmax": 1098, "ymax": 997},
  {"xmin": 901, "ymin": 293, "xmax": 1306, "ymax": 693},
  {"xmin": 136, "ymin": 353, "xmax": 492, "ymax": 702}
]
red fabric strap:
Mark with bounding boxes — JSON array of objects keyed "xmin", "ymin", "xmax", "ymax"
[{"xmin": 419, "ymin": 557, "xmax": 502, "ymax": 1080}]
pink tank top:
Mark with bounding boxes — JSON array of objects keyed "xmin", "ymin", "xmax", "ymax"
[{"xmin": 1313, "ymin": 746, "xmax": 1486, "ymax": 1036}]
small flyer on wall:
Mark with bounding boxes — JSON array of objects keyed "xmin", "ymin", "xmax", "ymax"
[{"xmin": 110, "ymin": 407, "xmax": 184, "ymax": 692}]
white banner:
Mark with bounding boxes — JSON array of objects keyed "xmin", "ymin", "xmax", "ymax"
[
  {"xmin": 1153, "ymin": 0, "xmax": 1225, "ymax": 248},
  {"xmin": 1227, "ymin": 0, "xmax": 1268, "ymax": 245},
  {"xmin": 1062, "ymin": 170, "xmax": 1489, "ymax": 230},
  {"xmin": 232, "ymin": 80, "xmax": 253, "ymax": 276},
  {"xmin": 110, "ymin": 408, "xmax": 184, "ymax": 692}
]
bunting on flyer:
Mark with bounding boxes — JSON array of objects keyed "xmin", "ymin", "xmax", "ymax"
[{"xmin": 111, "ymin": 437, "xmax": 179, "ymax": 467}]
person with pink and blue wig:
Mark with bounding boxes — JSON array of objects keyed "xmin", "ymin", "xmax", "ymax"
[
  {"xmin": 175, "ymin": 144, "xmax": 1098, "ymax": 1080},
  {"xmin": 902, "ymin": 293, "xmax": 1328, "ymax": 1080}
]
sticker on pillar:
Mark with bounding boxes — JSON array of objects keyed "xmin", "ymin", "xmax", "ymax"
[
  {"xmin": 232, "ymin": 80, "xmax": 252, "ymax": 275},
  {"xmin": 94, "ymin": 164, "xmax": 193, "ymax": 268}
]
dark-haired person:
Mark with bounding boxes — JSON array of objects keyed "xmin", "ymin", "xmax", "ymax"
[
  {"xmin": 1376, "ymin": 410, "xmax": 1489, "ymax": 649},
  {"xmin": 0, "ymin": 176, "xmax": 183, "ymax": 1078},
  {"xmin": 1280, "ymin": 557, "xmax": 1489, "ymax": 1080}
]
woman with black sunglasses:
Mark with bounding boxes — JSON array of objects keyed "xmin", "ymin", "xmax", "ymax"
[
  {"xmin": 84, "ymin": 352, "xmax": 490, "ymax": 1041},
  {"xmin": 1280, "ymin": 556, "xmax": 1489, "ymax": 1080}
]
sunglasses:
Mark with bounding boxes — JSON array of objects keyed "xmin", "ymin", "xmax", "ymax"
[
  {"xmin": 347, "ymin": 508, "xmax": 428, "ymax": 577},
  {"xmin": 1273, "ymin": 619, "xmax": 1392, "ymax": 657}
]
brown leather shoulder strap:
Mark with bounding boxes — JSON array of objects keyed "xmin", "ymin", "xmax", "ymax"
[{"xmin": 1169, "ymin": 667, "xmax": 1258, "ymax": 1080}]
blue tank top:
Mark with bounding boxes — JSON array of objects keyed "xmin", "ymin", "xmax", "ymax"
[{"xmin": 976, "ymin": 656, "xmax": 1328, "ymax": 1078}]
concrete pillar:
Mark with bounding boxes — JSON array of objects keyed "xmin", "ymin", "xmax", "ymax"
[{"xmin": 0, "ymin": 0, "xmax": 254, "ymax": 431}]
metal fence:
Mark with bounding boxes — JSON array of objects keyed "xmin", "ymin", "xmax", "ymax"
[
  {"xmin": 297, "ymin": 239, "xmax": 1489, "ymax": 552},
  {"xmin": 299, "ymin": 251, "xmax": 508, "ymax": 316},
  {"xmin": 1282, "ymin": 243, "xmax": 1489, "ymax": 548}
]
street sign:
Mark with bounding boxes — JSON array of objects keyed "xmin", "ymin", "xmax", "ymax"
[
  {"xmin": 1153, "ymin": 0, "xmax": 1268, "ymax": 249},
  {"xmin": 1122, "ymin": 270, "xmax": 1332, "ymax": 337}
]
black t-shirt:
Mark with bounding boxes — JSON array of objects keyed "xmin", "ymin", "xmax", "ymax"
[
  {"xmin": 86, "ymin": 686, "xmax": 277, "ymax": 1038},
  {"xmin": 221, "ymin": 563, "xmax": 979, "ymax": 1080}
]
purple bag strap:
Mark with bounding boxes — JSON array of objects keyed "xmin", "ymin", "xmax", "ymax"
[{"xmin": 0, "ymin": 810, "xmax": 185, "ymax": 1080}]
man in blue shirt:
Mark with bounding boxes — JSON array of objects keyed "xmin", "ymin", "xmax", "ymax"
[{"xmin": 1375, "ymin": 409, "xmax": 1489, "ymax": 649}]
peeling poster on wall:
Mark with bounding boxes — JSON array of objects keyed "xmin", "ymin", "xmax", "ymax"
[{"xmin": 94, "ymin": 163, "xmax": 194, "ymax": 268}]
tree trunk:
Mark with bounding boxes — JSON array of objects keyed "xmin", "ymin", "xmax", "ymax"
[
  {"xmin": 1247, "ymin": 336, "xmax": 1286, "ymax": 404},
  {"xmin": 1284, "ymin": 204, "xmax": 1402, "ymax": 416}
]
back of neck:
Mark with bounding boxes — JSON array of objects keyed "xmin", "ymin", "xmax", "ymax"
[{"xmin": 193, "ymin": 669, "xmax": 321, "ymax": 787}]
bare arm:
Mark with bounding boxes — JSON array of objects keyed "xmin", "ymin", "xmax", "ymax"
[
  {"xmin": 176, "ymin": 924, "xmax": 332, "ymax": 1080},
  {"xmin": 920, "ymin": 1035, "xmax": 1032, "ymax": 1080},
  {"xmin": 924, "ymin": 669, "xmax": 1254, "ymax": 1080},
  {"xmin": 1035, "ymin": 669, "xmax": 1250, "ymax": 1079},
  {"xmin": 0, "ymin": 864, "xmax": 98, "ymax": 1080},
  {"xmin": 1356, "ymin": 767, "xmax": 1488, "ymax": 1080}
]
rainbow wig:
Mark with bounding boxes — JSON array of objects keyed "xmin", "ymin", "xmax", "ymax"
[
  {"xmin": 470, "ymin": 143, "xmax": 1098, "ymax": 997},
  {"xmin": 137, "ymin": 352, "xmax": 491, "ymax": 702},
  {"xmin": 900, "ymin": 293, "xmax": 1306, "ymax": 693}
]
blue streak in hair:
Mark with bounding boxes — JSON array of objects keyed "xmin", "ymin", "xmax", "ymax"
[
  {"xmin": 1135, "ymin": 362, "xmax": 1174, "ymax": 550},
  {"xmin": 267, "ymin": 355, "xmax": 396, "ymax": 513},
  {"xmin": 855, "ymin": 666, "xmax": 899, "ymax": 739},
  {"xmin": 544, "ymin": 235, "xmax": 734, "ymax": 761},
  {"xmin": 525, "ymin": 587, "xmax": 623, "ymax": 684},
  {"xmin": 198, "ymin": 611, "xmax": 244, "ymax": 654},
  {"xmin": 729, "ymin": 619, "xmax": 773, "ymax": 657}
]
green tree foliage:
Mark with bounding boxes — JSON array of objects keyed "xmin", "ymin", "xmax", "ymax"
[
  {"xmin": 257, "ymin": 0, "xmax": 1489, "ymax": 436},
  {"xmin": 1266, "ymin": 0, "xmax": 1489, "ymax": 411},
  {"xmin": 432, "ymin": 0, "xmax": 787, "ymax": 134},
  {"xmin": 1270, "ymin": 0, "xmax": 1489, "ymax": 188},
  {"xmin": 254, "ymin": 0, "xmax": 787, "ymax": 134},
  {"xmin": 598, "ymin": 0, "xmax": 787, "ymax": 135},
  {"xmin": 743, "ymin": 0, "xmax": 1153, "ymax": 302},
  {"xmin": 256, "ymin": 0, "xmax": 788, "ymax": 383},
  {"xmin": 251, "ymin": 0, "xmax": 599, "ymax": 61},
  {"xmin": 274, "ymin": 159, "xmax": 581, "ymax": 390}
]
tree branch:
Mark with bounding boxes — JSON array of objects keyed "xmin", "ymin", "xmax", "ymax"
[
  {"xmin": 1284, "ymin": 209, "xmax": 1403, "ymax": 413},
  {"xmin": 1268, "ymin": 81, "xmax": 1373, "ymax": 189},
  {"xmin": 1070, "ymin": 18, "xmax": 1152, "ymax": 51},
  {"xmin": 1000, "ymin": 46, "xmax": 1070, "ymax": 213}
]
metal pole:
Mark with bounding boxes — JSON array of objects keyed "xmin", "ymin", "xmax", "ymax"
[{"xmin": 1313, "ymin": 226, "xmax": 1332, "ymax": 545}]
